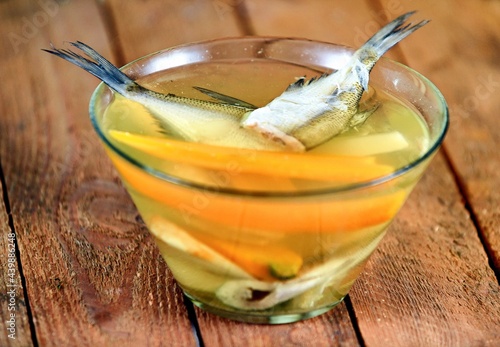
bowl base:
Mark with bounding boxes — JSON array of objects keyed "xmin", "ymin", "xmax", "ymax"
[{"xmin": 185, "ymin": 292, "xmax": 344, "ymax": 324}]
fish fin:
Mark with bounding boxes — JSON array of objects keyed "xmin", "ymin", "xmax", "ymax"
[
  {"xmin": 363, "ymin": 11, "xmax": 429, "ymax": 58},
  {"xmin": 286, "ymin": 76, "xmax": 306, "ymax": 91},
  {"xmin": 43, "ymin": 41, "xmax": 138, "ymax": 95},
  {"xmin": 193, "ymin": 86, "xmax": 257, "ymax": 109},
  {"xmin": 348, "ymin": 104, "xmax": 379, "ymax": 129},
  {"xmin": 285, "ymin": 73, "xmax": 329, "ymax": 91}
]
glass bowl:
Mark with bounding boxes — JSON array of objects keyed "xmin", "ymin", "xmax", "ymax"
[{"xmin": 89, "ymin": 37, "xmax": 448, "ymax": 324}]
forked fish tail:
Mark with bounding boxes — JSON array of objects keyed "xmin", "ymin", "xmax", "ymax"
[{"xmin": 43, "ymin": 41, "xmax": 140, "ymax": 96}]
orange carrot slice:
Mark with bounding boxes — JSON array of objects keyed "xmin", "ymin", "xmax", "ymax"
[
  {"xmin": 108, "ymin": 150, "xmax": 408, "ymax": 235},
  {"xmin": 195, "ymin": 234, "xmax": 303, "ymax": 281},
  {"xmin": 108, "ymin": 130, "xmax": 394, "ymax": 182}
]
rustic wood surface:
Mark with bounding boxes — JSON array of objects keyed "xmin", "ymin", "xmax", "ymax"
[{"xmin": 0, "ymin": 0, "xmax": 498, "ymax": 346}]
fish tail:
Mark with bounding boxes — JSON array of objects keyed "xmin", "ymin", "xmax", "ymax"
[
  {"xmin": 363, "ymin": 11, "xmax": 429, "ymax": 58},
  {"xmin": 43, "ymin": 41, "xmax": 137, "ymax": 95}
]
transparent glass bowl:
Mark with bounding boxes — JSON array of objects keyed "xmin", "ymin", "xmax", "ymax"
[{"xmin": 90, "ymin": 37, "xmax": 448, "ymax": 324}]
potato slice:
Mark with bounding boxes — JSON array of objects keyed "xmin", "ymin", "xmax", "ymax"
[{"xmin": 310, "ymin": 131, "xmax": 408, "ymax": 156}]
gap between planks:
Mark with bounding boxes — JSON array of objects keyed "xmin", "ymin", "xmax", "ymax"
[
  {"xmin": 0, "ymin": 159, "xmax": 39, "ymax": 347},
  {"xmin": 95, "ymin": 0, "xmax": 127, "ymax": 67},
  {"xmin": 439, "ymin": 151, "xmax": 500, "ymax": 285},
  {"xmin": 234, "ymin": 0, "xmax": 255, "ymax": 35}
]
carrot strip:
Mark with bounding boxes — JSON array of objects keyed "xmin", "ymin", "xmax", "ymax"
[
  {"xmin": 108, "ymin": 150, "xmax": 408, "ymax": 234},
  {"xmin": 108, "ymin": 130, "xmax": 395, "ymax": 182},
  {"xmin": 195, "ymin": 234, "xmax": 303, "ymax": 281}
]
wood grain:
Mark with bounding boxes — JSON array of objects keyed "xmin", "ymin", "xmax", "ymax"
[{"xmin": 0, "ymin": 0, "xmax": 196, "ymax": 345}]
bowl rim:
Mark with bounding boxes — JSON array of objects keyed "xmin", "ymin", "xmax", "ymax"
[{"xmin": 89, "ymin": 36, "xmax": 449, "ymax": 197}]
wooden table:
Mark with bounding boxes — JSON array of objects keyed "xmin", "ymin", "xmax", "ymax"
[{"xmin": 1, "ymin": 1, "xmax": 499, "ymax": 346}]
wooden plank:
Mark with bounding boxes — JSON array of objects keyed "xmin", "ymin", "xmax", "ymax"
[
  {"xmin": 378, "ymin": 0, "xmax": 500, "ymax": 274},
  {"xmin": 351, "ymin": 155, "xmax": 500, "ymax": 346},
  {"xmin": 103, "ymin": 0, "xmax": 244, "ymax": 63},
  {"xmin": 346, "ymin": 2, "xmax": 500, "ymax": 346},
  {"xmin": 0, "ymin": 178, "xmax": 33, "ymax": 346},
  {"xmin": 0, "ymin": 0, "xmax": 196, "ymax": 345}
]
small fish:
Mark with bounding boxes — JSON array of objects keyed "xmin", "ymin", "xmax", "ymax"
[
  {"xmin": 44, "ymin": 11, "xmax": 428, "ymax": 152},
  {"xmin": 241, "ymin": 11, "xmax": 429, "ymax": 151},
  {"xmin": 43, "ymin": 42, "xmax": 286, "ymax": 151}
]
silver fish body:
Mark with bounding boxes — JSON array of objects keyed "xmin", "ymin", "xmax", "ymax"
[
  {"xmin": 241, "ymin": 11, "xmax": 428, "ymax": 150},
  {"xmin": 44, "ymin": 42, "xmax": 287, "ymax": 151},
  {"xmin": 121, "ymin": 86, "xmax": 286, "ymax": 150}
]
